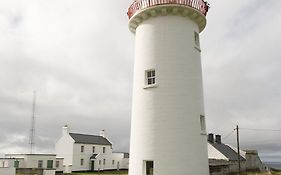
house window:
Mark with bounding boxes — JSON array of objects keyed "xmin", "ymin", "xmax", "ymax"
[
  {"xmin": 145, "ymin": 161, "xmax": 154, "ymax": 175},
  {"xmin": 103, "ymin": 147, "xmax": 106, "ymax": 153},
  {"xmin": 47, "ymin": 160, "xmax": 53, "ymax": 169},
  {"xmin": 99, "ymin": 160, "xmax": 101, "ymax": 165},
  {"xmin": 93, "ymin": 146, "xmax": 95, "ymax": 153},
  {"xmin": 56, "ymin": 161, "xmax": 60, "ymax": 168},
  {"xmin": 200, "ymin": 115, "xmax": 206, "ymax": 133},
  {"xmin": 14, "ymin": 160, "xmax": 19, "ymax": 168},
  {"xmin": 112, "ymin": 160, "xmax": 115, "ymax": 165},
  {"xmin": 80, "ymin": 159, "xmax": 84, "ymax": 166},
  {"xmin": 81, "ymin": 145, "xmax": 84, "ymax": 152},
  {"xmin": 103, "ymin": 159, "xmax": 106, "ymax": 165},
  {"xmin": 194, "ymin": 31, "xmax": 200, "ymax": 47},
  {"xmin": 38, "ymin": 160, "xmax": 43, "ymax": 168},
  {"xmin": 145, "ymin": 69, "xmax": 156, "ymax": 85}
]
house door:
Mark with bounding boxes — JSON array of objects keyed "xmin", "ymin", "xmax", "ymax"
[{"xmin": 91, "ymin": 160, "xmax": 95, "ymax": 171}]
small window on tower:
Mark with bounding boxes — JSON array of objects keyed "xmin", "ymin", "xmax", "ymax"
[
  {"xmin": 194, "ymin": 31, "xmax": 200, "ymax": 47},
  {"xmin": 200, "ymin": 115, "xmax": 206, "ymax": 134},
  {"xmin": 145, "ymin": 69, "xmax": 156, "ymax": 86}
]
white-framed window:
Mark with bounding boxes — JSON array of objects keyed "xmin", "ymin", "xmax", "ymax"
[
  {"xmin": 99, "ymin": 160, "xmax": 101, "ymax": 165},
  {"xmin": 56, "ymin": 161, "xmax": 59, "ymax": 168},
  {"xmin": 145, "ymin": 69, "xmax": 156, "ymax": 85},
  {"xmin": 47, "ymin": 160, "xmax": 53, "ymax": 169},
  {"xmin": 14, "ymin": 160, "xmax": 19, "ymax": 168},
  {"xmin": 38, "ymin": 160, "xmax": 43, "ymax": 168},
  {"xmin": 103, "ymin": 147, "xmax": 106, "ymax": 153},
  {"xmin": 200, "ymin": 115, "xmax": 206, "ymax": 133},
  {"xmin": 112, "ymin": 160, "xmax": 115, "ymax": 165},
  {"xmin": 194, "ymin": 31, "xmax": 200, "ymax": 47},
  {"xmin": 81, "ymin": 145, "xmax": 84, "ymax": 152},
  {"xmin": 93, "ymin": 146, "xmax": 95, "ymax": 153},
  {"xmin": 80, "ymin": 159, "xmax": 84, "ymax": 166},
  {"xmin": 103, "ymin": 159, "xmax": 106, "ymax": 165}
]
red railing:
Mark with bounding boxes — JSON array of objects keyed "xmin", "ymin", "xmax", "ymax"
[{"xmin": 127, "ymin": 0, "xmax": 209, "ymax": 19}]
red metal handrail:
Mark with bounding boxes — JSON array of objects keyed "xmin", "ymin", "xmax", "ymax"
[{"xmin": 127, "ymin": 0, "xmax": 209, "ymax": 19}]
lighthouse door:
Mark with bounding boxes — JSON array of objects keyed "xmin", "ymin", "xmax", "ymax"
[
  {"xmin": 91, "ymin": 160, "xmax": 95, "ymax": 171},
  {"xmin": 145, "ymin": 161, "xmax": 153, "ymax": 175}
]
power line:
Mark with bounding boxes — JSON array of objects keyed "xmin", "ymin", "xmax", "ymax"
[
  {"xmin": 222, "ymin": 129, "xmax": 235, "ymax": 140},
  {"xmin": 239, "ymin": 128, "xmax": 281, "ymax": 132}
]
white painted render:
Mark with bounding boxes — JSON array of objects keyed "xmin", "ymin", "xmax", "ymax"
[
  {"xmin": 129, "ymin": 6, "xmax": 209, "ymax": 175},
  {"xmin": 72, "ymin": 143, "xmax": 112, "ymax": 171},
  {"xmin": 43, "ymin": 170, "xmax": 56, "ymax": 175},
  {"xmin": 5, "ymin": 154, "xmax": 56, "ymax": 169},
  {"xmin": 0, "ymin": 167, "xmax": 15, "ymax": 175},
  {"xmin": 55, "ymin": 125, "xmax": 75, "ymax": 170},
  {"xmin": 55, "ymin": 158, "xmax": 64, "ymax": 172},
  {"xmin": 55, "ymin": 126, "xmax": 129, "ymax": 172}
]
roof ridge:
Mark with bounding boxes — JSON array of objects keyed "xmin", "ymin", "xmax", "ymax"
[
  {"xmin": 69, "ymin": 132, "xmax": 112, "ymax": 145},
  {"xmin": 69, "ymin": 132, "xmax": 101, "ymax": 137}
]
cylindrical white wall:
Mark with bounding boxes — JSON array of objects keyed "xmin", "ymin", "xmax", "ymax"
[{"xmin": 129, "ymin": 14, "xmax": 209, "ymax": 175}]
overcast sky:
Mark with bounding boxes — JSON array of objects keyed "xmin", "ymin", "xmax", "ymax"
[{"xmin": 0, "ymin": 0, "xmax": 280, "ymax": 162}]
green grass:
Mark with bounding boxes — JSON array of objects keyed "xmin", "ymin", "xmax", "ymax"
[
  {"xmin": 69, "ymin": 170, "xmax": 128, "ymax": 175},
  {"xmin": 231, "ymin": 172, "xmax": 281, "ymax": 175}
]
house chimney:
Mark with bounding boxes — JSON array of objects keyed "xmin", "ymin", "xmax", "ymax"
[
  {"xmin": 215, "ymin": 135, "xmax": 221, "ymax": 144},
  {"xmin": 100, "ymin": 129, "xmax": 105, "ymax": 138},
  {"xmin": 208, "ymin": 133, "xmax": 214, "ymax": 143},
  {"xmin": 62, "ymin": 125, "xmax": 69, "ymax": 135}
]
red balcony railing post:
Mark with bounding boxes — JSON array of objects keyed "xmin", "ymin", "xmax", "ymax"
[{"xmin": 127, "ymin": 0, "xmax": 209, "ymax": 19}]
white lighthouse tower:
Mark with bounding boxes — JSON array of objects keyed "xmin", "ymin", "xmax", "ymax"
[{"xmin": 127, "ymin": 0, "xmax": 210, "ymax": 175}]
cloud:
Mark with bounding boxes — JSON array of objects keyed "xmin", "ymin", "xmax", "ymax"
[{"xmin": 0, "ymin": 0, "xmax": 280, "ymax": 161}]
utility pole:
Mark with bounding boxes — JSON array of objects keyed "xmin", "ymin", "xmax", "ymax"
[
  {"xmin": 29, "ymin": 91, "xmax": 36, "ymax": 154},
  {"xmin": 236, "ymin": 125, "xmax": 241, "ymax": 174}
]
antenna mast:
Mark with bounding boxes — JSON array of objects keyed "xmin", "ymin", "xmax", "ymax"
[{"xmin": 29, "ymin": 91, "xmax": 36, "ymax": 154}]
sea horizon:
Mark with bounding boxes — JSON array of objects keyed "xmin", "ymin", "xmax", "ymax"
[{"xmin": 264, "ymin": 162, "xmax": 281, "ymax": 170}]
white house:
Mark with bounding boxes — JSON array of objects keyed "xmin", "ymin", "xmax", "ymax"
[
  {"xmin": 4, "ymin": 154, "xmax": 57, "ymax": 175},
  {"xmin": 0, "ymin": 158, "xmax": 16, "ymax": 175},
  {"xmin": 207, "ymin": 134, "xmax": 247, "ymax": 174},
  {"xmin": 56, "ymin": 125, "xmax": 129, "ymax": 173}
]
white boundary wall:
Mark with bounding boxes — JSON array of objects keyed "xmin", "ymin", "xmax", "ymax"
[{"xmin": 0, "ymin": 167, "xmax": 15, "ymax": 175}]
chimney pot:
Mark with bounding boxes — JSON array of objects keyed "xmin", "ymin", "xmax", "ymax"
[
  {"xmin": 208, "ymin": 133, "xmax": 214, "ymax": 143},
  {"xmin": 215, "ymin": 135, "xmax": 222, "ymax": 144},
  {"xmin": 100, "ymin": 130, "xmax": 105, "ymax": 138},
  {"xmin": 62, "ymin": 125, "xmax": 69, "ymax": 135}
]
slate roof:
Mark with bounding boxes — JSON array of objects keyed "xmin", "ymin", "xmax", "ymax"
[
  {"xmin": 90, "ymin": 154, "xmax": 98, "ymax": 159},
  {"xmin": 69, "ymin": 133, "xmax": 112, "ymax": 145},
  {"xmin": 209, "ymin": 142, "xmax": 246, "ymax": 161}
]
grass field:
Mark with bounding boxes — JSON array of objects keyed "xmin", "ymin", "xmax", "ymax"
[
  {"xmin": 17, "ymin": 170, "xmax": 281, "ymax": 175},
  {"xmin": 69, "ymin": 170, "xmax": 128, "ymax": 175},
  {"xmin": 68, "ymin": 170, "xmax": 281, "ymax": 175}
]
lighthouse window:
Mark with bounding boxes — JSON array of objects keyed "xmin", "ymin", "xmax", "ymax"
[
  {"xmin": 200, "ymin": 115, "xmax": 206, "ymax": 133},
  {"xmin": 145, "ymin": 70, "xmax": 156, "ymax": 85},
  {"xmin": 194, "ymin": 31, "xmax": 200, "ymax": 47}
]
